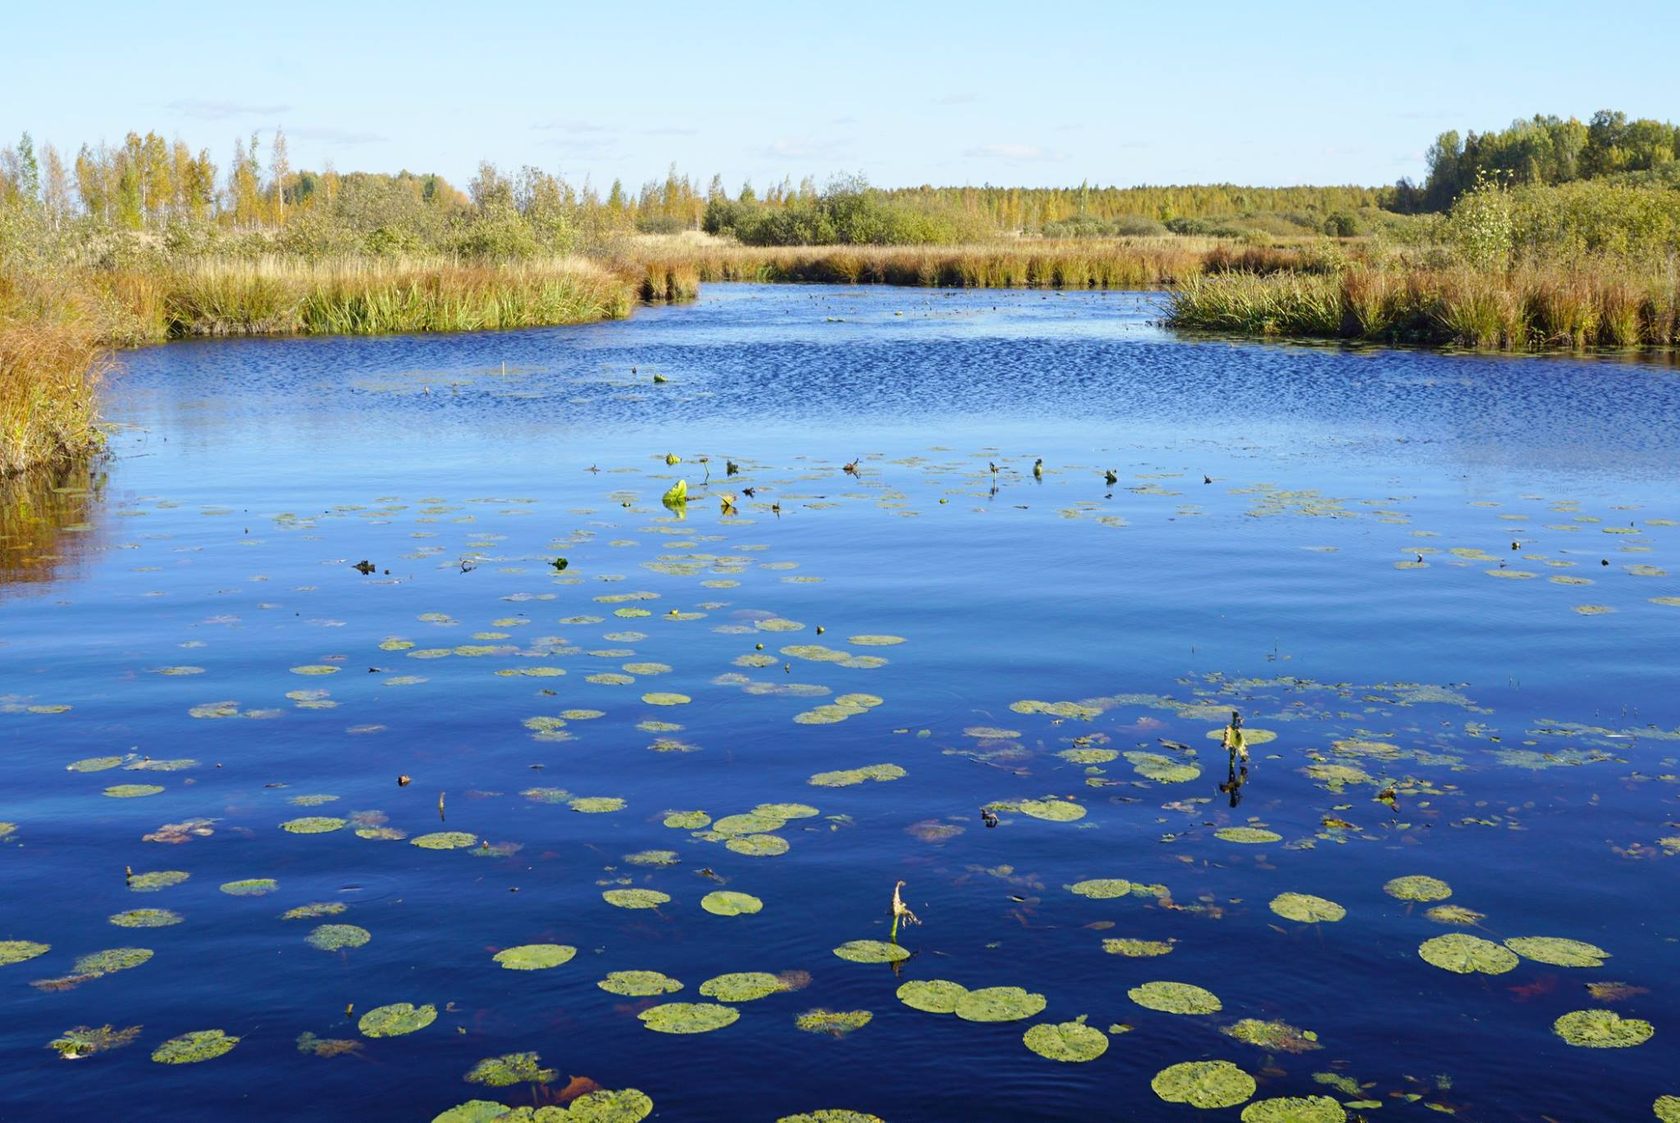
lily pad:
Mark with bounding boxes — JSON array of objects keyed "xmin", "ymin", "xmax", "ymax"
[
  {"xmin": 1241, "ymin": 1096, "xmax": 1346, "ymax": 1122},
  {"xmin": 725, "ymin": 834, "xmax": 789, "ymax": 857},
  {"xmin": 699, "ymin": 971, "xmax": 784, "ymax": 1002},
  {"xmin": 793, "ymin": 1010, "xmax": 873, "ymax": 1037},
  {"xmin": 1102, "ymin": 938, "xmax": 1174, "ymax": 957},
  {"xmin": 953, "ymin": 986, "xmax": 1047, "ymax": 1023},
  {"xmin": 1069, "ymin": 878, "xmax": 1131, "ymax": 898},
  {"xmin": 1270, "ymin": 893, "xmax": 1346, "ymax": 923},
  {"xmin": 565, "ymin": 1089, "xmax": 655, "ymax": 1122},
  {"xmin": 713, "ymin": 812, "xmax": 787, "ymax": 836},
  {"xmin": 128, "ymin": 870, "xmax": 189, "ymax": 892},
  {"xmin": 637, "ymin": 1002, "xmax": 739, "ymax": 1034},
  {"xmin": 1656, "ymin": 1095, "xmax": 1680, "ymax": 1123},
  {"xmin": 0, "ymin": 940, "xmax": 50, "ymax": 966},
  {"xmin": 598, "ymin": 970, "xmax": 684, "ymax": 996},
  {"xmin": 358, "ymin": 1001, "xmax": 437, "ymax": 1037},
  {"xmin": 307, "ymin": 924, "xmax": 371, "ymax": 951},
  {"xmin": 282, "ymin": 901, "xmax": 347, "ymax": 920},
  {"xmin": 109, "ymin": 909, "xmax": 182, "ymax": 929},
  {"xmin": 50, "ymin": 1024, "xmax": 142, "ymax": 1059},
  {"xmin": 67, "ymin": 756, "xmax": 124, "ymax": 772},
  {"xmin": 104, "ymin": 784, "xmax": 165, "ymax": 798},
  {"xmin": 1418, "ymin": 933, "xmax": 1519, "ymax": 975},
  {"xmin": 281, "ymin": 816, "xmax": 347, "ymax": 834},
  {"xmin": 1017, "ymin": 798, "xmax": 1086, "ymax": 822},
  {"xmin": 603, "ymin": 889, "xmax": 670, "ymax": 910},
  {"xmin": 464, "ymin": 1051, "xmax": 557, "ymax": 1086},
  {"xmin": 1426, "ymin": 905, "xmax": 1485, "ymax": 926},
  {"xmin": 778, "ymin": 1112, "xmax": 882, "ymax": 1123},
  {"xmin": 1553, "ymin": 1009, "xmax": 1653, "ymax": 1047},
  {"xmin": 151, "ymin": 1029, "xmax": 239, "ymax": 1064},
  {"xmin": 701, "ymin": 891, "xmax": 763, "ymax": 917},
  {"xmin": 1022, "ymin": 1017, "xmax": 1108, "ymax": 1062},
  {"xmin": 493, "ymin": 944, "xmax": 577, "ymax": 970},
  {"xmin": 808, "ymin": 764, "xmax": 906, "ymax": 787},
  {"xmin": 1385, "ymin": 874, "xmax": 1452, "ymax": 901},
  {"xmin": 833, "ymin": 940, "xmax": 911, "ymax": 964},
  {"xmin": 641, "ymin": 692, "xmax": 691, "ymax": 706},
  {"xmin": 663, "ymin": 810, "xmax": 711, "ymax": 829},
  {"xmin": 219, "ymin": 878, "xmax": 278, "ymax": 896},
  {"xmin": 411, "ymin": 831, "xmax": 478, "ymax": 849},
  {"xmin": 896, "ymin": 979, "xmax": 970, "ymax": 1013},
  {"xmin": 1222, "ymin": 1018, "xmax": 1322, "ymax": 1053},
  {"xmin": 751, "ymin": 802, "xmax": 822, "ymax": 820},
  {"xmin": 1152, "ymin": 1060, "xmax": 1256, "ymax": 1109},
  {"xmin": 570, "ymin": 797, "xmax": 626, "ymax": 814},
  {"xmin": 1505, "ymin": 936, "xmax": 1609, "ymax": 968},
  {"xmin": 1214, "ymin": 826, "xmax": 1281, "ymax": 844},
  {"xmin": 1129, "ymin": 980, "xmax": 1222, "ymax": 1014}
]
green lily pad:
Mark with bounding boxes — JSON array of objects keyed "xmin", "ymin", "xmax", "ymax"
[
  {"xmin": 104, "ymin": 784, "xmax": 165, "ymax": 798},
  {"xmin": 1505, "ymin": 936, "xmax": 1609, "ymax": 968},
  {"xmin": 464, "ymin": 1051, "xmax": 557, "ymax": 1086},
  {"xmin": 725, "ymin": 834, "xmax": 789, "ymax": 857},
  {"xmin": 563, "ymin": 1088, "xmax": 655, "ymax": 1122},
  {"xmin": 1069, "ymin": 878, "xmax": 1131, "ymax": 899},
  {"xmin": 701, "ymin": 891, "xmax": 763, "ymax": 916},
  {"xmin": 1241, "ymin": 1095, "xmax": 1347, "ymax": 1122},
  {"xmin": 1553, "ymin": 1009, "xmax": 1653, "ymax": 1047},
  {"xmin": 1022, "ymin": 1017, "xmax": 1108, "ymax": 1062},
  {"xmin": 281, "ymin": 816, "xmax": 347, "ymax": 834},
  {"xmin": 1126, "ymin": 751, "xmax": 1202, "ymax": 783},
  {"xmin": 290, "ymin": 664, "xmax": 340, "ymax": 675},
  {"xmin": 109, "ymin": 909, "xmax": 182, "ymax": 928},
  {"xmin": 793, "ymin": 1010, "xmax": 873, "ymax": 1037},
  {"xmin": 1385, "ymin": 874, "xmax": 1452, "ymax": 901},
  {"xmin": 69, "ymin": 947, "xmax": 152, "ymax": 977},
  {"xmin": 0, "ymin": 940, "xmax": 50, "ymax": 966},
  {"xmin": 1655, "ymin": 1095, "xmax": 1680, "ymax": 1123},
  {"xmin": 1270, "ymin": 893, "xmax": 1346, "ymax": 923},
  {"xmin": 833, "ymin": 940, "xmax": 911, "ymax": 964},
  {"xmin": 603, "ymin": 889, "xmax": 670, "ymax": 910},
  {"xmin": 282, "ymin": 902, "xmax": 347, "ymax": 920},
  {"xmin": 1129, "ymin": 980, "xmax": 1222, "ymax": 1014},
  {"xmin": 637, "ymin": 1002, "xmax": 739, "ymax": 1034},
  {"xmin": 67, "ymin": 756, "xmax": 125, "ymax": 772},
  {"xmin": 598, "ymin": 970, "xmax": 684, "ymax": 996},
  {"xmin": 220, "ymin": 878, "xmax": 278, "ymax": 896},
  {"xmin": 1152, "ymin": 1060, "xmax": 1256, "ymax": 1109},
  {"xmin": 571, "ymin": 797, "xmax": 627, "ymax": 813},
  {"xmin": 411, "ymin": 831, "xmax": 478, "ymax": 849},
  {"xmin": 1222, "ymin": 1018, "xmax": 1322, "ymax": 1053},
  {"xmin": 1102, "ymin": 938, "xmax": 1174, "ymax": 957},
  {"xmin": 1426, "ymin": 905, "xmax": 1486, "ymax": 926},
  {"xmin": 778, "ymin": 1112, "xmax": 883, "ymax": 1123},
  {"xmin": 624, "ymin": 849, "xmax": 680, "ymax": 868},
  {"xmin": 358, "ymin": 1002, "xmax": 437, "ymax": 1037},
  {"xmin": 663, "ymin": 810, "xmax": 711, "ymax": 829},
  {"xmin": 896, "ymin": 979, "xmax": 969, "ymax": 1013},
  {"xmin": 712, "ymin": 812, "xmax": 787, "ymax": 836},
  {"xmin": 493, "ymin": 944, "xmax": 577, "ymax": 970},
  {"xmin": 1215, "ymin": 826, "xmax": 1281, "ymax": 843},
  {"xmin": 1059, "ymin": 748, "xmax": 1119, "ymax": 764},
  {"xmin": 641, "ymin": 692, "xmax": 691, "ymax": 706},
  {"xmin": 953, "ymin": 986, "xmax": 1047, "ymax": 1023},
  {"xmin": 151, "ymin": 1029, "xmax": 239, "ymax": 1064},
  {"xmin": 808, "ymin": 764, "xmax": 906, "ymax": 787},
  {"xmin": 307, "ymin": 924, "xmax": 371, "ymax": 951},
  {"xmin": 1018, "ymin": 798, "xmax": 1086, "ymax": 822},
  {"xmin": 50, "ymin": 1024, "xmax": 142, "ymax": 1059},
  {"xmin": 699, "ymin": 971, "xmax": 784, "ymax": 1002},
  {"xmin": 128, "ymin": 870, "xmax": 189, "ymax": 892},
  {"xmin": 1418, "ymin": 933, "xmax": 1519, "ymax": 975}
]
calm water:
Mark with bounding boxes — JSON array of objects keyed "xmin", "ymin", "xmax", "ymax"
[{"xmin": 2, "ymin": 285, "xmax": 1678, "ymax": 1122}]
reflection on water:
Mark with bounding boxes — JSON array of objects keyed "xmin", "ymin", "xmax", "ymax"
[{"xmin": 0, "ymin": 457, "xmax": 106, "ymax": 595}]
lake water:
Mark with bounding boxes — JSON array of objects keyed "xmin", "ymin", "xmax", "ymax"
[{"xmin": 3, "ymin": 284, "xmax": 1678, "ymax": 1122}]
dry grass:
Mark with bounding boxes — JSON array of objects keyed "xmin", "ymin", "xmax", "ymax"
[{"xmin": 0, "ymin": 275, "xmax": 106, "ymax": 475}]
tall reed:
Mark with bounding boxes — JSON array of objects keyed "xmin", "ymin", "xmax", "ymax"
[{"xmin": 0, "ymin": 275, "xmax": 106, "ymax": 475}]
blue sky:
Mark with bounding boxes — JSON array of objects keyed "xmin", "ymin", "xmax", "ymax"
[{"xmin": 9, "ymin": 0, "xmax": 1679, "ymax": 193}]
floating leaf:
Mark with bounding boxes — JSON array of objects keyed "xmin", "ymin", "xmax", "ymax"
[
  {"xmin": 713, "ymin": 812, "xmax": 787, "ymax": 836},
  {"xmin": 1152, "ymin": 1060, "xmax": 1256, "ymax": 1109},
  {"xmin": 954, "ymin": 986, "xmax": 1047, "ymax": 1023},
  {"xmin": 701, "ymin": 891, "xmax": 763, "ymax": 917},
  {"xmin": 67, "ymin": 756, "xmax": 124, "ymax": 772},
  {"xmin": 219, "ymin": 878, "xmax": 278, "ymax": 896},
  {"xmin": 1017, "ymin": 798, "xmax": 1086, "ymax": 822},
  {"xmin": 896, "ymin": 979, "xmax": 969, "ymax": 1013},
  {"xmin": 1418, "ymin": 933, "xmax": 1518, "ymax": 975},
  {"xmin": 1505, "ymin": 936, "xmax": 1609, "ymax": 968},
  {"xmin": 50, "ymin": 1024, "xmax": 141, "ymax": 1059},
  {"xmin": 1385, "ymin": 874, "xmax": 1451, "ymax": 901},
  {"xmin": 1022, "ymin": 1018, "xmax": 1108, "ymax": 1062},
  {"xmin": 1102, "ymin": 938, "xmax": 1174, "ymax": 957},
  {"xmin": 411, "ymin": 831, "xmax": 477, "ymax": 849},
  {"xmin": 1069, "ymin": 878, "xmax": 1131, "ymax": 899},
  {"xmin": 833, "ymin": 940, "xmax": 912, "ymax": 964},
  {"xmin": 1270, "ymin": 893, "xmax": 1346, "ymax": 923},
  {"xmin": 663, "ymin": 810, "xmax": 711, "ymax": 829},
  {"xmin": 1241, "ymin": 1095, "xmax": 1346, "ymax": 1122},
  {"xmin": 0, "ymin": 940, "xmax": 50, "ymax": 966},
  {"xmin": 128, "ymin": 870, "xmax": 189, "ymax": 892},
  {"xmin": 699, "ymin": 972, "xmax": 784, "ymax": 1002},
  {"xmin": 809, "ymin": 764, "xmax": 906, "ymax": 787},
  {"xmin": 290, "ymin": 665, "xmax": 340, "ymax": 676},
  {"xmin": 1553, "ymin": 1009, "xmax": 1653, "ymax": 1047},
  {"xmin": 793, "ymin": 1010, "xmax": 873, "ymax": 1038},
  {"xmin": 1425, "ymin": 905, "xmax": 1485, "ymax": 926},
  {"xmin": 603, "ymin": 889, "xmax": 670, "ymax": 910},
  {"xmin": 358, "ymin": 1002, "xmax": 437, "ymax": 1037},
  {"xmin": 725, "ymin": 834, "xmax": 789, "ymax": 857},
  {"xmin": 641, "ymin": 692, "xmax": 691, "ymax": 706},
  {"xmin": 598, "ymin": 970, "xmax": 683, "ymax": 996},
  {"xmin": 638, "ymin": 1002, "xmax": 738, "ymax": 1034},
  {"xmin": 280, "ymin": 816, "xmax": 347, "ymax": 834},
  {"xmin": 109, "ymin": 909, "xmax": 182, "ymax": 929},
  {"xmin": 493, "ymin": 944, "xmax": 577, "ymax": 970},
  {"xmin": 1129, "ymin": 981, "xmax": 1222, "ymax": 1014},
  {"xmin": 1222, "ymin": 1018, "xmax": 1322, "ymax": 1053},
  {"xmin": 151, "ymin": 1029, "xmax": 239, "ymax": 1064},
  {"xmin": 570, "ymin": 797, "xmax": 627, "ymax": 814},
  {"xmin": 1656, "ymin": 1095, "xmax": 1680, "ymax": 1123},
  {"xmin": 307, "ymin": 924, "xmax": 371, "ymax": 951},
  {"xmin": 104, "ymin": 784, "xmax": 164, "ymax": 798},
  {"xmin": 752, "ymin": 802, "xmax": 821, "ymax": 820},
  {"xmin": 464, "ymin": 1051, "xmax": 557, "ymax": 1086},
  {"xmin": 1214, "ymin": 826, "xmax": 1280, "ymax": 844}
]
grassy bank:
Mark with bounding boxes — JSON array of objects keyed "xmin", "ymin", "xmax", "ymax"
[
  {"xmin": 0, "ymin": 275, "xmax": 105, "ymax": 474},
  {"xmin": 1169, "ymin": 264, "xmax": 1680, "ymax": 350}
]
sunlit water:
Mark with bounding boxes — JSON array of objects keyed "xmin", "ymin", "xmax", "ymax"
[{"xmin": 3, "ymin": 284, "xmax": 1678, "ymax": 1122}]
